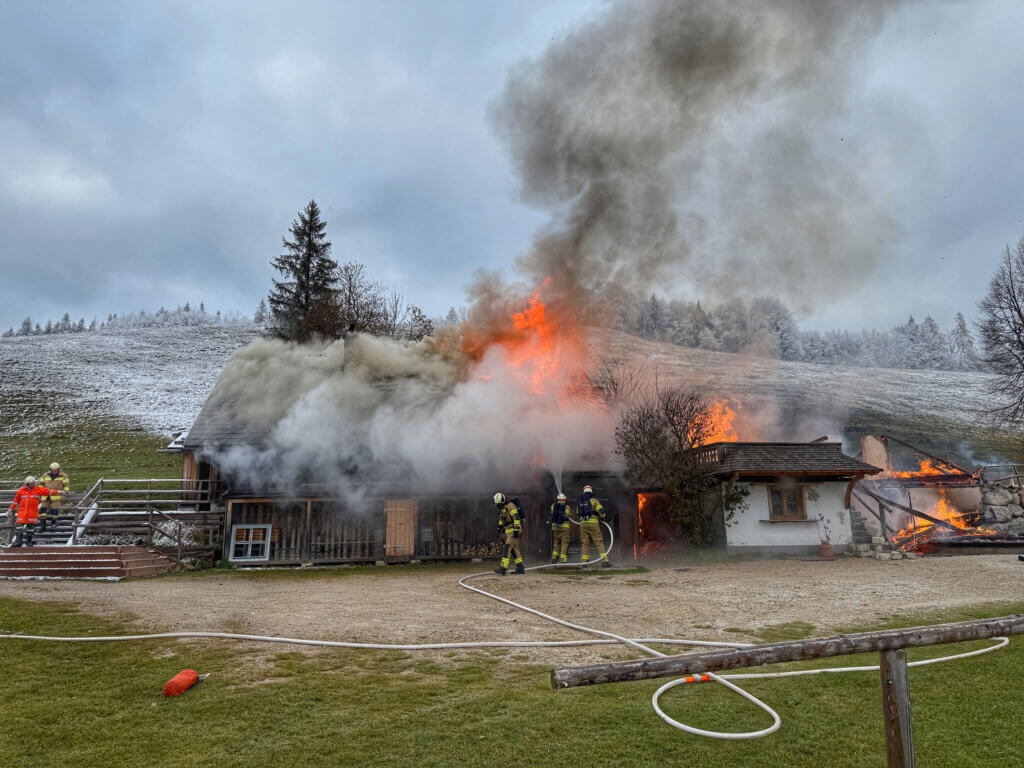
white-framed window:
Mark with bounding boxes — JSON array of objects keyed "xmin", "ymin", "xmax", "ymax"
[{"xmin": 230, "ymin": 524, "xmax": 271, "ymax": 562}]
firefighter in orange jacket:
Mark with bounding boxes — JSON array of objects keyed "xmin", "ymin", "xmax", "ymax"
[{"xmin": 7, "ymin": 476, "xmax": 57, "ymax": 548}]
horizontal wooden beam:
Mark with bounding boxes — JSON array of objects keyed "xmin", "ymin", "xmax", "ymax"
[
  {"xmin": 855, "ymin": 485, "xmax": 961, "ymax": 533},
  {"xmin": 551, "ymin": 614, "xmax": 1024, "ymax": 689}
]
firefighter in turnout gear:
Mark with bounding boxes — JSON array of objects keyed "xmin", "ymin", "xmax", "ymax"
[
  {"xmin": 37, "ymin": 462, "xmax": 70, "ymax": 532},
  {"xmin": 7, "ymin": 477, "xmax": 57, "ymax": 548},
  {"xmin": 493, "ymin": 493, "xmax": 524, "ymax": 575},
  {"xmin": 550, "ymin": 492, "xmax": 571, "ymax": 563},
  {"xmin": 577, "ymin": 485, "xmax": 612, "ymax": 567}
]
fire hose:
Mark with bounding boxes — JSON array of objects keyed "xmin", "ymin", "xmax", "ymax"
[{"xmin": 0, "ymin": 519, "xmax": 1009, "ymax": 740}]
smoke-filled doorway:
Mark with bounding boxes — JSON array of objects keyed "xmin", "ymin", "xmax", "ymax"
[{"xmin": 635, "ymin": 492, "xmax": 687, "ymax": 558}]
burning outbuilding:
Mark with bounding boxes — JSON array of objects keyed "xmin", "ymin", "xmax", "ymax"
[{"xmin": 852, "ymin": 435, "xmax": 1024, "ymax": 554}]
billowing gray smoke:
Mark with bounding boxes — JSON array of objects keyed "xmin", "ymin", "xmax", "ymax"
[
  {"xmin": 489, "ymin": 0, "xmax": 923, "ymax": 314},
  {"xmin": 203, "ymin": 0, "xmax": 923, "ymax": 494},
  {"xmin": 204, "ymin": 334, "xmax": 614, "ymax": 499}
]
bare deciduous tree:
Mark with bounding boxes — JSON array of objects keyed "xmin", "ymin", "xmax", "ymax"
[
  {"xmin": 977, "ymin": 234, "xmax": 1024, "ymax": 424},
  {"xmin": 614, "ymin": 384, "xmax": 746, "ymax": 543},
  {"xmin": 578, "ymin": 355, "xmax": 652, "ymax": 406}
]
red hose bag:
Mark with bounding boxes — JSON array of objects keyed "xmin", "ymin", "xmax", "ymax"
[{"xmin": 163, "ymin": 669, "xmax": 199, "ymax": 697}]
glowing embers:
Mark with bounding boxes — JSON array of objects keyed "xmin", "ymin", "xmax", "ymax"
[
  {"xmin": 635, "ymin": 492, "xmax": 682, "ymax": 558},
  {"xmin": 892, "ymin": 488, "xmax": 999, "ymax": 553}
]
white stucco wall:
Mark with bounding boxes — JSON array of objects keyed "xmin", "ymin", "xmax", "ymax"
[{"xmin": 725, "ymin": 481, "xmax": 853, "ymax": 553}]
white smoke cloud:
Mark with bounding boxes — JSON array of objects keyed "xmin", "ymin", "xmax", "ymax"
[{"xmin": 203, "ymin": 334, "xmax": 615, "ymax": 499}]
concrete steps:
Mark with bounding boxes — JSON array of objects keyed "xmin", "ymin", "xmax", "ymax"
[{"xmin": 0, "ymin": 546, "xmax": 174, "ymax": 579}]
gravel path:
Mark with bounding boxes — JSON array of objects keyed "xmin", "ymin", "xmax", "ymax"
[{"xmin": 2, "ymin": 555, "xmax": 1020, "ymax": 664}]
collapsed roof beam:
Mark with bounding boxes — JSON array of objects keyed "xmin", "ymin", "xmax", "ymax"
[
  {"xmin": 880, "ymin": 435, "xmax": 972, "ymax": 476},
  {"xmin": 854, "ymin": 485, "xmax": 961, "ymax": 533}
]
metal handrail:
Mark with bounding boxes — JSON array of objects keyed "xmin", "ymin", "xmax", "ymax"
[{"xmin": 69, "ymin": 476, "xmax": 216, "ymax": 545}]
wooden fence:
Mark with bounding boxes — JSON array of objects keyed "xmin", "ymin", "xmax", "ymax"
[{"xmin": 551, "ymin": 614, "xmax": 1024, "ymax": 768}]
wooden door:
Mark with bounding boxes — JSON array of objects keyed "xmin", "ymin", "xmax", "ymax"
[{"xmin": 385, "ymin": 499, "xmax": 417, "ymax": 559}]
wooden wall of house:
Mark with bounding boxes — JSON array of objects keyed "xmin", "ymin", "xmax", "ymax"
[
  {"xmin": 228, "ymin": 500, "xmax": 379, "ymax": 564},
  {"xmin": 226, "ymin": 495, "xmax": 510, "ymax": 564},
  {"xmin": 224, "ymin": 478, "xmax": 640, "ymax": 566}
]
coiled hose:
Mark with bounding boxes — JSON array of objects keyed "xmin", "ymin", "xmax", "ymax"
[{"xmin": 0, "ymin": 519, "xmax": 1008, "ymax": 740}]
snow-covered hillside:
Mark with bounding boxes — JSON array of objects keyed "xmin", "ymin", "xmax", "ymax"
[
  {"xmin": 596, "ymin": 329, "xmax": 996, "ymax": 430},
  {"xmin": 0, "ymin": 323, "xmax": 258, "ymax": 436},
  {"xmin": 0, "ymin": 322, "xmax": 1013, "ymax": 463}
]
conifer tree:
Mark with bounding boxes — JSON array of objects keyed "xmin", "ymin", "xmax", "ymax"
[
  {"xmin": 268, "ymin": 200, "xmax": 339, "ymax": 341},
  {"xmin": 949, "ymin": 312, "xmax": 978, "ymax": 370}
]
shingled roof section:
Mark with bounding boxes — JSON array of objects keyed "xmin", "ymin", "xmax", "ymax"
[{"xmin": 697, "ymin": 442, "xmax": 881, "ymax": 477}]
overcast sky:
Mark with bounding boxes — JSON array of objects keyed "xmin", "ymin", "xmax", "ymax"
[{"xmin": 1, "ymin": 0, "xmax": 1022, "ymax": 333}]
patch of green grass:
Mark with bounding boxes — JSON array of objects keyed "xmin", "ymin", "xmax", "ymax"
[
  {"xmin": 4, "ymin": 597, "xmax": 1021, "ymax": 767},
  {"xmin": 754, "ymin": 621, "xmax": 816, "ymax": 643},
  {"xmin": 0, "ymin": 418, "xmax": 179, "ymax": 491}
]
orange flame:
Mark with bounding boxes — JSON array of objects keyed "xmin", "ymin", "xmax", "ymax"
[
  {"xmin": 885, "ymin": 459, "xmax": 948, "ymax": 479},
  {"xmin": 636, "ymin": 492, "xmax": 651, "ymax": 559},
  {"xmin": 893, "ymin": 488, "xmax": 998, "ymax": 552},
  {"xmin": 460, "ymin": 278, "xmax": 585, "ymax": 396},
  {"xmin": 699, "ymin": 399, "xmax": 738, "ymax": 445}
]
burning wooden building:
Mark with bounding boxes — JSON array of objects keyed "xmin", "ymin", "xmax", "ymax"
[
  {"xmin": 851, "ymin": 435, "xmax": 1024, "ymax": 554},
  {"xmin": 178, "ymin": 376, "xmax": 879, "ymax": 564}
]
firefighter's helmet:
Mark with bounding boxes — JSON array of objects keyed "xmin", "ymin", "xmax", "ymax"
[
  {"xmin": 49, "ymin": 462, "xmax": 60, "ymax": 471},
  {"xmin": 493, "ymin": 492, "xmax": 506, "ymax": 505},
  {"xmin": 582, "ymin": 485, "xmax": 594, "ymax": 495},
  {"xmin": 556, "ymin": 492, "xmax": 567, "ymax": 502},
  {"xmin": 24, "ymin": 476, "xmax": 36, "ymax": 486}
]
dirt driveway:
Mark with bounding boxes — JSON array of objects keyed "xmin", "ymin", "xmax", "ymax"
[{"xmin": 1, "ymin": 556, "xmax": 1020, "ymax": 664}]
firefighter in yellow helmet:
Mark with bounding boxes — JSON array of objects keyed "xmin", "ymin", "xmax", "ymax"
[
  {"xmin": 37, "ymin": 462, "xmax": 70, "ymax": 532},
  {"xmin": 550, "ymin": 492, "xmax": 571, "ymax": 563},
  {"xmin": 493, "ymin": 492, "xmax": 524, "ymax": 575},
  {"xmin": 577, "ymin": 485, "xmax": 612, "ymax": 567}
]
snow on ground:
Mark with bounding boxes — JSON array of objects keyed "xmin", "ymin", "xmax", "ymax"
[
  {"xmin": 0, "ymin": 321, "xmax": 1008, "ymax": 459},
  {"xmin": 596, "ymin": 328, "xmax": 1007, "ymax": 453},
  {"xmin": 0, "ymin": 324, "xmax": 258, "ymax": 435}
]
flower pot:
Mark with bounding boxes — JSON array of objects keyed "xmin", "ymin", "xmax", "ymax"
[{"xmin": 818, "ymin": 542, "xmax": 835, "ymax": 560}]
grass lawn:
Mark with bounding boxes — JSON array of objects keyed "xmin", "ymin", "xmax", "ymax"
[
  {"xmin": 0, "ymin": 420, "xmax": 180, "ymax": 491},
  {"xmin": 1, "ymin": 596, "xmax": 1021, "ymax": 768}
]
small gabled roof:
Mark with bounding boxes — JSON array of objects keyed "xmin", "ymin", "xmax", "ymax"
[{"xmin": 697, "ymin": 442, "xmax": 881, "ymax": 478}]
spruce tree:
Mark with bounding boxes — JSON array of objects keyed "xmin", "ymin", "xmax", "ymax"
[
  {"xmin": 268, "ymin": 199, "xmax": 339, "ymax": 341},
  {"xmin": 950, "ymin": 312, "xmax": 978, "ymax": 370},
  {"xmin": 19, "ymin": 317, "xmax": 32, "ymax": 336}
]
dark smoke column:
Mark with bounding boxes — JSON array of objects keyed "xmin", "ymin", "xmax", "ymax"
[{"xmin": 488, "ymin": 0, "xmax": 922, "ymax": 315}]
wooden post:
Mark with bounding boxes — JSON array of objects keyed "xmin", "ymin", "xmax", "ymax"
[{"xmin": 880, "ymin": 649, "xmax": 915, "ymax": 768}]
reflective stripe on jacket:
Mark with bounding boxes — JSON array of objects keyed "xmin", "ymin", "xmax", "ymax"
[
  {"xmin": 577, "ymin": 496, "xmax": 604, "ymax": 520},
  {"xmin": 550, "ymin": 502, "xmax": 570, "ymax": 528},
  {"xmin": 499, "ymin": 502, "xmax": 522, "ymax": 535},
  {"xmin": 38, "ymin": 470, "xmax": 70, "ymax": 501},
  {"xmin": 8, "ymin": 486, "xmax": 55, "ymax": 524}
]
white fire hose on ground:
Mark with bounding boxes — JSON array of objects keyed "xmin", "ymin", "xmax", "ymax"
[{"xmin": 0, "ymin": 519, "xmax": 1009, "ymax": 740}]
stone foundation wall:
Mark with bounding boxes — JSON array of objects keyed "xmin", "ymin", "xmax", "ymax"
[{"xmin": 980, "ymin": 484, "xmax": 1024, "ymax": 537}]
